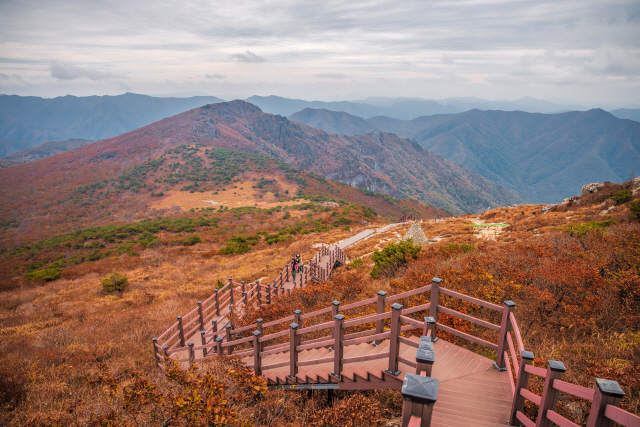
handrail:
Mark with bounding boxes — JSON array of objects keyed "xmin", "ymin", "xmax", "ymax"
[
  {"xmin": 439, "ymin": 287, "xmax": 503, "ymax": 311},
  {"xmin": 524, "ymin": 364, "xmax": 547, "ymax": 378},
  {"xmin": 509, "ymin": 312, "xmax": 525, "ymax": 352},
  {"xmin": 553, "ymin": 379, "xmax": 594, "ymax": 401},
  {"xmin": 604, "ymin": 405, "xmax": 640, "ymax": 426},
  {"xmin": 437, "ymin": 305, "xmax": 501, "ymax": 331}
]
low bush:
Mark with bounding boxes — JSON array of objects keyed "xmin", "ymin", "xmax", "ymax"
[
  {"xmin": 100, "ymin": 272, "xmax": 129, "ymax": 293},
  {"xmin": 559, "ymin": 219, "xmax": 617, "ymax": 237},
  {"xmin": 220, "ymin": 235, "xmax": 260, "ymax": 254},
  {"xmin": 612, "ymin": 189, "xmax": 632, "ymax": 204},
  {"xmin": 24, "ymin": 267, "xmax": 62, "ymax": 282},
  {"xmin": 370, "ymin": 239, "xmax": 421, "ymax": 279},
  {"xmin": 630, "ymin": 200, "xmax": 640, "ymax": 221}
]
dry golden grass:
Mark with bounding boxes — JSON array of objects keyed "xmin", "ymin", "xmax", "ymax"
[{"xmin": 151, "ymin": 177, "xmax": 308, "ymax": 211}]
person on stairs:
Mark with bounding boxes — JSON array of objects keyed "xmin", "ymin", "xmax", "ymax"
[
  {"xmin": 296, "ymin": 254, "xmax": 302, "ymax": 273},
  {"xmin": 291, "ymin": 257, "xmax": 297, "ymax": 282}
]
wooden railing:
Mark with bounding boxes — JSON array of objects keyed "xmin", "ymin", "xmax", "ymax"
[
  {"xmin": 154, "ymin": 273, "xmax": 640, "ymax": 427},
  {"xmin": 510, "ymin": 356, "xmax": 640, "ymax": 427},
  {"xmin": 400, "ymin": 214, "xmax": 417, "ymax": 223},
  {"xmin": 152, "ymin": 244, "xmax": 347, "ymax": 364}
]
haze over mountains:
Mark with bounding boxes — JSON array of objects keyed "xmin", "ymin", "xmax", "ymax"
[
  {"xmin": 0, "ymin": 100, "xmax": 523, "ymax": 220},
  {"xmin": 0, "ymin": 92, "xmax": 224, "ymax": 155},
  {"xmin": 291, "ymin": 108, "xmax": 640, "ymax": 204}
]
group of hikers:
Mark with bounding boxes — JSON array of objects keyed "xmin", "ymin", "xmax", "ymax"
[{"xmin": 290, "ymin": 253, "xmax": 303, "ymax": 280}]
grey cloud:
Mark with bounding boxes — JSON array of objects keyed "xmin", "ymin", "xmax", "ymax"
[
  {"xmin": 315, "ymin": 73, "xmax": 349, "ymax": 79},
  {"xmin": 205, "ymin": 73, "xmax": 227, "ymax": 79},
  {"xmin": 50, "ymin": 61, "xmax": 116, "ymax": 80},
  {"xmin": 229, "ymin": 51, "xmax": 266, "ymax": 63}
]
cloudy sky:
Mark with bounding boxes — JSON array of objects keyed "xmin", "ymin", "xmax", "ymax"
[{"xmin": 1, "ymin": 0, "xmax": 639, "ymax": 106}]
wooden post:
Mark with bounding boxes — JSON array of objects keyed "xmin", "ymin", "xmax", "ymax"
[
  {"xmin": 294, "ymin": 309, "xmax": 302, "ymax": 326},
  {"xmin": 225, "ymin": 324, "xmax": 233, "ymax": 355},
  {"xmin": 332, "ymin": 314, "xmax": 345, "ymax": 379},
  {"xmin": 162, "ymin": 345, "xmax": 169, "ymax": 363},
  {"xmin": 177, "ymin": 316, "xmax": 186, "ymax": 347},
  {"xmin": 241, "ymin": 281, "xmax": 246, "ymax": 294},
  {"xmin": 256, "ymin": 318, "xmax": 263, "ymax": 349},
  {"xmin": 386, "ymin": 303, "xmax": 404, "ymax": 376},
  {"xmin": 214, "ymin": 289, "xmax": 220, "ymax": 316},
  {"xmin": 586, "ymin": 379, "xmax": 626, "ymax": 427},
  {"xmin": 253, "ymin": 330, "xmax": 262, "ymax": 376},
  {"xmin": 285, "ymin": 264, "xmax": 290, "ymax": 281},
  {"xmin": 197, "ymin": 301, "xmax": 205, "ymax": 331},
  {"xmin": 257, "ymin": 280, "xmax": 262, "ymax": 304},
  {"xmin": 229, "ymin": 278, "xmax": 234, "ymax": 305},
  {"xmin": 375, "ymin": 291, "xmax": 387, "ymax": 345},
  {"xmin": 509, "ymin": 351, "xmax": 534, "ymax": 425},
  {"xmin": 215, "ymin": 336, "xmax": 224, "ymax": 356},
  {"xmin": 279, "ymin": 272, "xmax": 283, "ymax": 287},
  {"xmin": 401, "ymin": 374, "xmax": 439, "ymax": 427},
  {"xmin": 495, "ymin": 300, "xmax": 515, "ymax": 371},
  {"xmin": 199, "ymin": 330, "xmax": 208, "ymax": 357},
  {"xmin": 331, "ymin": 300, "xmax": 340, "ymax": 349},
  {"xmin": 267, "ymin": 282, "xmax": 272, "ymax": 303},
  {"xmin": 429, "ymin": 278, "xmax": 441, "ymax": 322},
  {"xmin": 289, "ymin": 322, "xmax": 299, "ymax": 382},
  {"xmin": 286, "ymin": 287, "xmax": 290, "ymax": 296},
  {"xmin": 187, "ymin": 342, "xmax": 195, "ymax": 364},
  {"xmin": 242, "ymin": 291, "xmax": 247, "ymax": 305},
  {"xmin": 152, "ymin": 338, "xmax": 161, "ymax": 367},
  {"xmin": 416, "ymin": 336, "xmax": 434, "ymax": 376},
  {"xmin": 536, "ymin": 360, "xmax": 566, "ymax": 427},
  {"xmin": 211, "ymin": 319, "xmax": 218, "ymax": 341}
]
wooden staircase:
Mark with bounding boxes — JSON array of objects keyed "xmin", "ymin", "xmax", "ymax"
[{"xmin": 153, "ymin": 249, "xmax": 640, "ymax": 427}]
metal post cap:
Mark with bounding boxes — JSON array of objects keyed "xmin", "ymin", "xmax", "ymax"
[
  {"xmin": 391, "ymin": 303, "xmax": 404, "ymax": 310},
  {"xmin": 424, "ymin": 316, "xmax": 435, "ymax": 324},
  {"xmin": 402, "ymin": 374, "xmax": 439, "ymax": 404},
  {"xmin": 521, "ymin": 351, "xmax": 534, "ymax": 360},
  {"xmin": 253, "ymin": 330, "xmax": 261, "ymax": 336},
  {"xmin": 431, "ymin": 278, "xmax": 442, "ymax": 283},
  {"xmin": 334, "ymin": 314, "xmax": 345, "ymax": 321},
  {"xmin": 332, "ymin": 300, "xmax": 340, "ymax": 306},
  {"xmin": 290, "ymin": 322, "xmax": 299, "ymax": 329},
  {"xmin": 294, "ymin": 309, "xmax": 302, "ymax": 314},
  {"xmin": 595, "ymin": 379, "xmax": 625, "ymax": 397},
  {"xmin": 548, "ymin": 360, "xmax": 566, "ymax": 372},
  {"xmin": 256, "ymin": 318, "xmax": 263, "ymax": 323},
  {"xmin": 378, "ymin": 291, "xmax": 387, "ymax": 296},
  {"xmin": 504, "ymin": 300, "xmax": 516, "ymax": 307}
]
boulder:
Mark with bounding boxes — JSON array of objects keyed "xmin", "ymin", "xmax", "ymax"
[{"xmin": 581, "ymin": 182, "xmax": 602, "ymax": 196}]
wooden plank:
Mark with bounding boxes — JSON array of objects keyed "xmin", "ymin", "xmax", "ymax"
[
  {"xmin": 516, "ymin": 411, "xmax": 536, "ymax": 427},
  {"xmin": 340, "ymin": 296, "xmax": 378, "ymax": 311},
  {"xmin": 296, "ymin": 338, "xmax": 334, "ymax": 352},
  {"xmin": 402, "ymin": 302, "xmax": 431, "ymax": 315},
  {"xmin": 297, "ymin": 320, "xmax": 333, "ymax": 335},
  {"xmin": 342, "ymin": 351, "xmax": 388, "ymax": 365},
  {"xmin": 343, "ymin": 331, "xmax": 389, "ymax": 346},
  {"xmin": 520, "ymin": 388, "xmax": 541, "ymax": 406},
  {"xmin": 399, "ymin": 336, "xmax": 419, "ymax": 348},
  {"xmin": 604, "ymin": 404, "xmax": 640, "ymax": 426},
  {"xmin": 439, "ymin": 287, "xmax": 503, "ymax": 311},
  {"xmin": 436, "ymin": 323, "xmax": 498, "ymax": 351},
  {"xmin": 438, "ymin": 305, "xmax": 501, "ymax": 331},
  {"xmin": 344, "ymin": 311, "xmax": 391, "ymax": 328},
  {"xmin": 553, "ymin": 379, "xmax": 594, "ymax": 401},
  {"xmin": 546, "ymin": 410, "xmax": 581, "ymax": 427},
  {"xmin": 399, "ymin": 315, "xmax": 424, "ymax": 329},
  {"xmin": 524, "ymin": 364, "xmax": 547, "ymax": 378},
  {"xmin": 297, "ymin": 355, "xmax": 334, "ymax": 367},
  {"xmin": 510, "ymin": 312, "xmax": 525, "ymax": 352},
  {"xmin": 386, "ymin": 284, "xmax": 432, "ymax": 302}
]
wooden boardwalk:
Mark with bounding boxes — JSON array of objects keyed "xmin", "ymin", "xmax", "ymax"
[
  {"xmin": 246, "ymin": 338, "xmax": 511, "ymax": 426},
  {"xmin": 154, "ymin": 222, "xmax": 640, "ymax": 427}
]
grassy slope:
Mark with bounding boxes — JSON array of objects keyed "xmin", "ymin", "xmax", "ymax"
[{"xmin": 1, "ymin": 180, "xmax": 638, "ymax": 425}]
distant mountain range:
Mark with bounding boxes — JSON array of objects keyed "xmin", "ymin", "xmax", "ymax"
[
  {"xmin": 290, "ymin": 108, "xmax": 640, "ymax": 203},
  {"xmin": 0, "ymin": 101, "xmax": 523, "ymax": 220},
  {"xmin": 0, "ymin": 92, "xmax": 224, "ymax": 154},
  {"xmin": 0, "ymin": 138, "xmax": 94, "ymax": 168}
]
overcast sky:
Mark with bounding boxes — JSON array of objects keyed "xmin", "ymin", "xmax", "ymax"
[{"xmin": 1, "ymin": 0, "xmax": 639, "ymax": 106}]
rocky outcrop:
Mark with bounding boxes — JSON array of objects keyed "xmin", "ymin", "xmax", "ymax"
[{"xmin": 398, "ymin": 221, "xmax": 429, "ymax": 245}]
